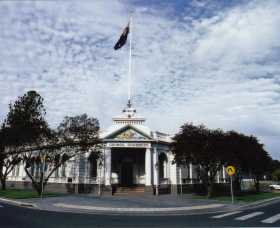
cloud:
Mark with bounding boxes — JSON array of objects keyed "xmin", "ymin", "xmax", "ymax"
[{"xmin": 0, "ymin": 0, "xmax": 280, "ymax": 159}]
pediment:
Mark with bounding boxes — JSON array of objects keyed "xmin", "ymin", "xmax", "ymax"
[{"xmin": 105, "ymin": 126, "xmax": 152, "ymax": 140}]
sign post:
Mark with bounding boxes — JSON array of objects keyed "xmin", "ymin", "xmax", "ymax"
[{"xmin": 226, "ymin": 166, "xmax": 236, "ymax": 204}]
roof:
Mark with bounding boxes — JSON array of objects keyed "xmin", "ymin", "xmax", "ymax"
[{"xmin": 100, "ymin": 100, "xmax": 173, "ymax": 144}]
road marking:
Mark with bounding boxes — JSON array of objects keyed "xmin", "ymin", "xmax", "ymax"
[
  {"xmin": 212, "ymin": 211, "xmax": 242, "ymax": 219},
  {"xmin": 235, "ymin": 212, "xmax": 264, "ymax": 221},
  {"xmin": 262, "ymin": 213, "xmax": 280, "ymax": 224}
]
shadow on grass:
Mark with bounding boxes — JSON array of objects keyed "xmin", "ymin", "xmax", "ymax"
[
  {"xmin": 0, "ymin": 189, "xmax": 65, "ymax": 199},
  {"xmin": 193, "ymin": 191, "xmax": 280, "ymax": 203}
]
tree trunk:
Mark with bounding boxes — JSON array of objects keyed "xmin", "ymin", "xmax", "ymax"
[
  {"xmin": 255, "ymin": 179, "xmax": 260, "ymax": 193},
  {"xmin": 233, "ymin": 175, "xmax": 242, "ymax": 195},
  {"xmin": 0, "ymin": 161, "xmax": 4, "ymax": 190},
  {"xmin": 24, "ymin": 166, "xmax": 42, "ymax": 196},
  {"xmin": 0, "ymin": 178, "xmax": 6, "ymax": 190},
  {"xmin": 207, "ymin": 183, "xmax": 214, "ymax": 198}
]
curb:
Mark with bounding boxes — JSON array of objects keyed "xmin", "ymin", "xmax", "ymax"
[
  {"xmin": 53, "ymin": 203, "xmax": 225, "ymax": 214},
  {"xmin": 238, "ymin": 196, "xmax": 280, "ymax": 210},
  {"xmin": 0, "ymin": 197, "xmax": 37, "ymax": 208},
  {"xmin": 1, "ymin": 196, "xmax": 279, "ymax": 216}
]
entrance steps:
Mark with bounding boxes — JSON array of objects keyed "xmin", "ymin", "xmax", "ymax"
[{"xmin": 114, "ymin": 186, "xmax": 145, "ymax": 195}]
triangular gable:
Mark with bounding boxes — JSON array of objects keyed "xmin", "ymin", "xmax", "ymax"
[{"xmin": 104, "ymin": 125, "xmax": 152, "ymax": 140}]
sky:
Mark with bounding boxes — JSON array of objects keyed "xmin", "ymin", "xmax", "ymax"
[{"xmin": 0, "ymin": 0, "xmax": 280, "ymax": 159}]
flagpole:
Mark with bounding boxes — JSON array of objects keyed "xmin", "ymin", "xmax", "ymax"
[{"xmin": 128, "ymin": 15, "xmax": 132, "ymax": 106}]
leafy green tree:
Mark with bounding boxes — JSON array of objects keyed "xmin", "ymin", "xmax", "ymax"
[
  {"xmin": 23, "ymin": 114, "xmax": 100, "ymax": 195},
  {"xmin": 225, "ymin": 131, "xmax": 272, "ymax": 192},
  {"xmin": 0, "ymin": 91, "xmax": 51, "ymax": 193},
  {"xmin": 173, "ymin": 123, "xmax": 273, "ymax": 196},
  {"xmin": 0, "ymin": 89, "xmax": 50, "ymax": 190},
  {"xmin": 172, "ymin": 123, "xmax": 227, "ymax": 198},
  {"xmin": 2, "ymin": 90, "xmax": 100, "ymax": 195},
  {"xmin": 272, "ymin": 169, "xmax": 280, "ymax": 182},
  {"xmin": 0, "ymin": 124, "xmax": 22, "ymax": 190},
  {"xmin": 0, "ymin": 128, "xmax": 22, "ymax": 190},
  {"xmin": 5, "ymin": 90, "xmax": 51, "ymax": 146}
]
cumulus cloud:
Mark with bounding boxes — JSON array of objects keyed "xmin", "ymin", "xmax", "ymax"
[{"xmin": 0, "ymin": 0, "xmax": 279, "ymax": 158}]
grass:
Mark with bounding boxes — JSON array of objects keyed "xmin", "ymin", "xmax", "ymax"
[
  {"xmin": 194, "ymin": 192, "xmax": 280, "ymax": 203},
  {"xmin": 0, "ymin": 189, "xmax": 64, "ymax": 199}
]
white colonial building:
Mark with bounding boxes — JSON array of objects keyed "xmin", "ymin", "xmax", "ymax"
[{"xmin": 7, "ymin": 100, "xmax": 227, "ymax": 195}]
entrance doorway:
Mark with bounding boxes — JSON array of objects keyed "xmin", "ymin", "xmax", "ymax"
[
  {"xmin": 111, "ymin": 148, "xmax": 145, "ymax": 186},
  {"xmin": 121, "ymin": 162, "xmax": 133, "ymax": 186}
]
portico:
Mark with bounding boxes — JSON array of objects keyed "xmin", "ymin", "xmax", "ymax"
[{"xmin": 100, "ymin": 100, "xmax": 175, "ymax": 194}]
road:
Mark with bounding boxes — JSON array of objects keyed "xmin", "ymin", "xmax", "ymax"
[{"xmin": 0, "ymin": 201, "xmax": 280, "ymax": 227}]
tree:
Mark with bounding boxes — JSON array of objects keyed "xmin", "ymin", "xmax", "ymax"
[
  {"xmin": 173, "ymin": 122, "xmax": 273, "ymax": 196},
  {"xmin": 0, "ymin": 123, "xmax": 22, "ymax": 190},
  {"xmin": 272, "ymin": 169, "xmax": 280, "ymax": 182},
  {"xmin": 0, "ymin": 90, "xmax": 51, "ymax": 190},
  {"xmin": 225, "ymin": 131, "xmax": 272, "ymax": 193},
  {"xmin": 269, "ymin": 160, "xmax": 280, "ymax": 180},
  {"xmin": 249, "ymin": 146, "xmax": 271, "ymax": 193},
  {"xmin": 23, "ymin": 114, "xmax": 100, "ymax": 195},
  {"xmin": 5, "ymin": 90, "xmax": 51, "ymax": 146},
  {"xmin": 172, "ymin": 123, "xmax": 227, "ymax": 198},
  {"xmin": 0, "ymin": 91, "xmax": 52, "ymax": 193},
  {"xmin": 224, "ymin": 131, "xmax": 250, "ymax": 193},
  {"xmin": 1, "ymin": 90, "xmax": 101, "ymax": 195}
]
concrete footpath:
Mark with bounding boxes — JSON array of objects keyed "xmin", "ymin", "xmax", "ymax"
[
  {"xmin": 0, "ymin": 194, "xmax": 243, "ymax": 215},
  {"xmin": 1, "ymin": 194, "xmax": 280, "ymax": 216}
]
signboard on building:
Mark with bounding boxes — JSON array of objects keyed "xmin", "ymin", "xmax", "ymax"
[{"xmin": 107, "ymin": 142, "xmax": 150, "ymax": 148}]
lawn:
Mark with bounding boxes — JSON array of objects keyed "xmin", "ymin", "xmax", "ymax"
[
  {"xmin": 194, "ymin": 192, "xmax": 280, "ymax": 203},
  {"xmin": 0, "ymin": 189, "xmax": 63, "ymax": 199}
]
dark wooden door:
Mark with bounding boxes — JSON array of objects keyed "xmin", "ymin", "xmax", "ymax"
[{"xmin": 121, "ymin": 162, "xmax": 133, "ymax": 186}]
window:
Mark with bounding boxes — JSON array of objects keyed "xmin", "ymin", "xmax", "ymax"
[
  {"xmin": 12, "ymin": 167, "xmax": 16, "ymax": 176},
  {"xmin": 55, "ymin": 167, "xmax": 59, "ymax": 178},
  {"xmin": 35, "ymin": 163, "xmax": 40, "ymax": 178},
  {"xmin": 15, "ymin": 164, "xmax": 20, "ymax": 177},
  {"xmin": 158, "ymin": 153, "xmax": 168, "ymax": 179},
  {"xmin": 88, "ymin": 158, "xmax": 97, "ymax": 178},
  {"xmin": 30, "ymin": 162, "xmax": 35, "ymax": 176},
  {"xmin": 88, "ymin": 152, "xmax": 98, "ymax": 178},
  {"xmin": 61, "ymin": 163, "xmax": 66, "ymax": 177}
]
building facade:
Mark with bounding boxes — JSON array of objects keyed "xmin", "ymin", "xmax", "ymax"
[{"xmin": 7, "ymin": 101, "xmax": 227, "ymax": 195}]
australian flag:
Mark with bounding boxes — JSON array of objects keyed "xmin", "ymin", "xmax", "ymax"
[{"xmin": 114, "ymin": 24, "xmax": 129, "ymax": 50}]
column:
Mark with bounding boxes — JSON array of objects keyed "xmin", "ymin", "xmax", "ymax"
[
  {"xmin": 97, "ymin": 158, "xmax": 103, "ymax": 184},
  {"xmin": 169, "ymin": 153, "xmax": 178, "ymax": 195},
  {"xmin": 222, "ymin": 166, "xmax": 226, "ymax": 183},
  {"xmin": 104, "ymin": 148, "xmax": 111, "ymax": 186},
  {"xmin": 145, "ymin": 147, "xmax": 152, "ymax": 186},
  {"xmin": 153, "ymin": 147, "xmax": 159, "ymax": 186},
  {"xmin": 189, "ymin": 163, "xmax": 193, "ymax": 184}
]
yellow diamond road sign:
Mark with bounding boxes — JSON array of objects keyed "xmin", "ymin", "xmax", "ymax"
[{"xmin": 226, "ymin": 166, "xmax": 236, "ymax": 176}]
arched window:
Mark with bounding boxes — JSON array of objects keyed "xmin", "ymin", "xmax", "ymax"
[
  {"xmin": 61, "ymin": 163, "xmax": 67, "ymax": 177},
  {"xmin": 158, "ymin": 153, "xmax": 168, "ymax": 179},
  {"xmin": 88, "ymin": 152, "xmax": 98, "ymax": 178},
  {"xmin": 15, "ymin": 164, "xmax": 20, "ymax": 177},
  {"xmin": 60, "ymin": 154, "xmax": 69, "ymax": 178},
  {"xmin": 35, "ymin": 156, "xmax": 41, "ymax": 178}
]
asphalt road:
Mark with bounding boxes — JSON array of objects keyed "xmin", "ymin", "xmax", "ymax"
[{"xmin": 1, "ymin": 201, "xmax": 280, "ymax": 227}]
